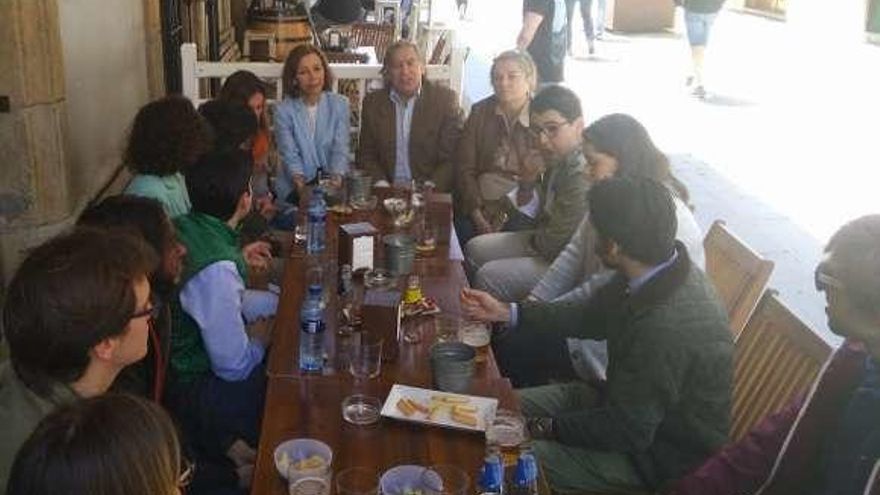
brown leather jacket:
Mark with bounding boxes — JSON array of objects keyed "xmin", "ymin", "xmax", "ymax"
[
  {"xmin": 456, "ymin": 95, "xmax": 533, "ymax": 215},
  {"xmin": 357, "ymin": 80, "xmax": 463, "ymax": 192}
]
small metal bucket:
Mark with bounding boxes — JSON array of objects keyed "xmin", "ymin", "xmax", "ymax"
[{"xmin": 383, "ymin": 234, "xmax": 415, "ymax": 276}]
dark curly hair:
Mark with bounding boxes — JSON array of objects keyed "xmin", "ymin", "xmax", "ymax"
[
  {"xmin": 281, "ymin": 44, "xmax": 334, "ymax": 99},
  {"xmin": 124, "ymin": 95, "xmax": 211, "ymax": 176}
]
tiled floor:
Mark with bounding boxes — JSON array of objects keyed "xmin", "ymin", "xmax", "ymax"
[{"xmin": 450, "ymin": 1, "xmax": 880, "ymax": 345}]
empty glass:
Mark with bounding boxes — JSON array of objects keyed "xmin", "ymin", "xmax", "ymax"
[
  {"xmin": 349, "ymin": 337, "xmax": 383, "ymax": 379},
  {"xmin": 420, "ymin": 465, "xmax": 470, "ymax": 495},
  {"xmin": 434, "ymin": 315, "xmax": 460, "ymax": 343}
]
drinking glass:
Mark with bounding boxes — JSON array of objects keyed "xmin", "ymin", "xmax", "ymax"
[
  {"xmin": 434, "ymin": 315, "xmax": 460, "ymax": 343},
  {"xmin": 420, "ymin": 465, "xmax": 469, "ymax": 495},
  {"xmin": 336, "ymin": 467, "xmax": 379, "ymax": 495},
  {"xmin": 460, "ymin": 321, "xmax": 490, "ymax": 363},
  {"xmin": 349, "ymin": 337, "xmax": 383, "ymax": 379},
  {"xmin": 485, "ymin": 409, "xmax": 527, "ymax": 466}
]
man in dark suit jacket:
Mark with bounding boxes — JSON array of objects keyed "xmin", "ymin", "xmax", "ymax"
[{"xmin": 357, "ymin": 41, "xmax": 463, "ymax": 193}]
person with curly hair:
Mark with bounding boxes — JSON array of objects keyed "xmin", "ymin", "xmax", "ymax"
[{"xmin": 124, "ymin": 95, "xmax": 211, "ymax": 218}]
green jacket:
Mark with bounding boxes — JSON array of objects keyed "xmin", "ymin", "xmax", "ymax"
[
  {"xmin": 170, "ymin": 212, "xmax": 247, "ymax": 385},
  {"xmin": 532, "ymin": 150, "xmax": 589, "ymax": 261},
  {"xmin": 518, "ymin": 244, "xmax": 733, "ymax": 488},
  {"xmin": 0, "ymin": 362, "xmax": 78, "ymax": 489}
]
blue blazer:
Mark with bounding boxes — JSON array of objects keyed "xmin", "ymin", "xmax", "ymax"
[{"xmin": 273, "ymin": 92, "xmax": 351, "ymax": 203}]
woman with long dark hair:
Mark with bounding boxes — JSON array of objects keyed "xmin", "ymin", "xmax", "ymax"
[{"xmin": 529, "ymin": 113, "xmax": 704, "ymax": 304}]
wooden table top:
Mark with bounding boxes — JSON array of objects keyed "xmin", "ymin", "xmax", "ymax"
[{"xmin": 251, "ymin": 188, "xmax": 514, "ymax": 495}]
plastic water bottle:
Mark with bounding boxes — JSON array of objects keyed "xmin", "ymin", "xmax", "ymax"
[
  {"xmin": 479, "ymin": 447, "xmax": 505, "ymax": 495},
  {"xmin": 298, "ymin": 285, "xmax": 325, "ymax": 372},
  {"xmin": 306, "ymin": 187, "xmax": 327, "ymax": 254},
  {"xmin": 510, "ymin": 449, "xmax": 538, "ymax": 495}
]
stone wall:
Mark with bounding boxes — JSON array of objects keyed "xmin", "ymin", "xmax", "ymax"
[{"xmin": 0, "ymin": 0, "xmax": 162, "ymax": 288}]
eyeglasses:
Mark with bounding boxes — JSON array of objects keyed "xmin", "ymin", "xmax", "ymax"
[
  {"xmin": 529, "ymin": 120, "xmax": 570, "ymax": 139},
  {"xmin": 178, "ymin": 458, "xmax": 196, "ymax": 488},
  {"xmin": 814, "ymin": 266, "xmax": 844, "ymax": 292},
  {"xmin": 129, "ymin": 299, "xmax": 163, "ymax": 321}
]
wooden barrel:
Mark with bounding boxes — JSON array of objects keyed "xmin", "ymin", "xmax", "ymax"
[{"xmin": 249, "ymin": 13, "xmax": 312, "ymax": 61}]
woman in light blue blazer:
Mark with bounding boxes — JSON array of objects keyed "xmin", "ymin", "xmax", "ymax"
[{"xmin": 274, "ymin": 44, "xmax": 351, "ymax": 205}]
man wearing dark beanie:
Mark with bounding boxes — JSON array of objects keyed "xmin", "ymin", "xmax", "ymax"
[{"xmin": 461, "ymin": 177, "xmax": 733, "ymax": 493}]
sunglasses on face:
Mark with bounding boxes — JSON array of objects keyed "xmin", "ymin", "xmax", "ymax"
[{"xmin": 814, "ymin": 265, "xmax": 844, "ymax": 292}]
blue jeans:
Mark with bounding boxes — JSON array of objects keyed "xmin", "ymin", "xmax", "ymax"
[{"xmin": 684, "ymin": 11, "xmax": 718, "ymax": 46}]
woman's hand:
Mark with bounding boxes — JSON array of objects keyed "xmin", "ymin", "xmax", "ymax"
[
  {"xmin": 293, "ymin": 174, "xmax": 307, "ymax": 193},
  {"xmin": 328, "ymin": 174, "xmax": 343, "ymax": 189},
  {"xmin": 460, "ymin": 288, "xmax": 511, "ymax": 323}
]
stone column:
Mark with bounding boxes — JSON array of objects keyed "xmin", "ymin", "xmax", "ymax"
[{"xmin": 0, "ymin": 0, "xmax": 75, "ymax": 285}]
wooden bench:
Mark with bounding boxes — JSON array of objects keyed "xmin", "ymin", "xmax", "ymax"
[
  {"xmin": 731, "ymin": 291, "xmax": 831, "ymax": 441},
  {"xmin": 704, "ymin": 220, "xmax": 774, "ymax": 339}
]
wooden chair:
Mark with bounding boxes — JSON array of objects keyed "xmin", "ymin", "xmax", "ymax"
[
  {"xmin": 348, "ymin": 22, "xmax": 394, "ymax": 62},
  {"xmin": 731, "ymin": 292, "xmax": 831, "ymax": 441},
  {"xmin": 703, "ymin": 220, "xmax": 774, "ymax": 339}
]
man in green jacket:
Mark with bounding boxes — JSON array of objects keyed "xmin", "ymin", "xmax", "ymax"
[
  {"xmin": 462, "ymin": 177, "xmax": 732, "ymax": 493},
  {"xmin": 0, "ymin": 228, "xmax": 157, "ymax": 489},
  {"xmin": 465, "ymin": 84, "xmax": 590, "ymax": 302}
]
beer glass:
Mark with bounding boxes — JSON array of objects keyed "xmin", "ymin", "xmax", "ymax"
[{"xmin": 460, "ymin": 321, "xmax": 490, "ymax": 363}]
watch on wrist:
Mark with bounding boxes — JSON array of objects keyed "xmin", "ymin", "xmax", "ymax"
[{"xmin": 526, "ymin": 416, "xmax": 556, "ymax": 440}]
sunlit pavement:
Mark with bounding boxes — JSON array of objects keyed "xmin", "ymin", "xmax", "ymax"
[{"xmin": 444, "ymin": 0, "xmax": 880, "ymax": 343}]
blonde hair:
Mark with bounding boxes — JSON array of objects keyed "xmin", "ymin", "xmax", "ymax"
[
  {"xmin": 7, "ymin": 394, "xmax": 182, "ymax": 495},
  {"xmin": 490, "ymin": 49, "xmax": 538, "ymax": 93}
]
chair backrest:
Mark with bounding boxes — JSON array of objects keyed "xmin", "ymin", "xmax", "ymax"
[
  {"xmin": 731, "ymin": 292, "xmax": 831, "ymax": 441},
  {"xmin": 704, "ymin": 220, "xmax": 774, "ymax": 339}
]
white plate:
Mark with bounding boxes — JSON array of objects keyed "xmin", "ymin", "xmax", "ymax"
[{"xmin": 380, "ymin": 384, "xmax": 498, "ymax": 433}]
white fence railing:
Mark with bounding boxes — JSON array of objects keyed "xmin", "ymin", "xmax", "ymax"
[{"xmin": 180, "ymin": 39, "xmax": 464, "ymax": 106}]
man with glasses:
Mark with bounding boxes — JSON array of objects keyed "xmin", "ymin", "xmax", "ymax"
[
  {"xmin": 669, "ymin": 214, "xmax": 880, "ymax": 495},
  {"xmin": 0, "ymin": 228, "xmax": 158, "ymax": 487},
  {"xmin": 465, "ymin": 84, "xmax": 589, "ymax": 302}
]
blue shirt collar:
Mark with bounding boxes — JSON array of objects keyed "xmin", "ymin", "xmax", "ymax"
[
  {"xmin": 628, "ymin": 249, "xmax": 679, "ymax": 294},
  {"xmin": 390, "ymin": 86, "xmax": 421, "ymax": 106}
]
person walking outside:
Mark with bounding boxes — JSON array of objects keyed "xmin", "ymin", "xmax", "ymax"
[{"xmin": 678, "ymin": 0, "xmax": 726, "ymax": 98}]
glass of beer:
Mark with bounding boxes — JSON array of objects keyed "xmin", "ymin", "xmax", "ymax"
[
  {"xmin": 485, "ymin": 409, "xmax": 527, "ymax": 466},
  {"xmin": 460, "ymin": 321, "xmax": 490, "ymax": 363}
]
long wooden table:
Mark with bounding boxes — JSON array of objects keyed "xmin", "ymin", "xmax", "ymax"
[{"xmin": 251, "ymin": 190, "xmax": 519, "ymax": 495}]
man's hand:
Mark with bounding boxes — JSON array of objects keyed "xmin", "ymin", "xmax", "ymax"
[
  {"xmin": 243, "ymin": 241, "xmax": 272, "ymax": 273},
  {"xmin": 247, "ymin": 316, "xmax": 274, "ymax": 348},
  {"xmin": 471, "ymin": 209, "xmax": 495, "ymax": 235},
  {"xmin": 460, "ymin": 288, "xmax": 511, "ymax": 323}
]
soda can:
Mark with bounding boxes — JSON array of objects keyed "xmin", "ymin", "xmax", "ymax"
[{"xmin": 479, "ymin": 451, "xmax": 504, "ymax": 493}]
